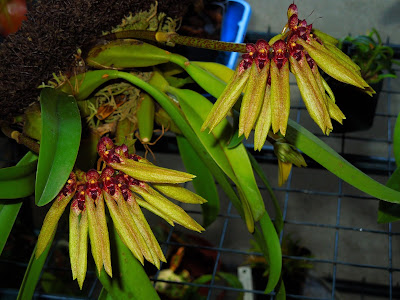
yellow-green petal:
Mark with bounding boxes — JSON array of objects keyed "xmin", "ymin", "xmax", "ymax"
[
  {"xmin": 103, "ymin": 191, "xmax": 144, "ymax": 265},
  {"xmin": 152, "ymin": 183, "xmax": 207, "ymax": 204},
  {"xmin": 270, "ymin": 60, "xmax": 290, "ymax": 135},
  {"xmin": 95, "ymin": 196, "xmax": 112, "ymax": 277},
  {"xmin": 201, "ymin": 66, "xmax": 251, "ymax": 133},
  {"xmin": 110, "ymin": 160, "xmax": 195, "ymax": 184},
  {"xmin": 289, "ymin": 55, "xmax": 333, "ymax": 135},
  {"xmin": 296, "ymin": 38, "xmax": 370, "ymax": 90},
  {"xmin": 113, "ymin": 192, "xmax": 156, "ymax": 266},
  {"xmin": 130, "ymin": 183, "xmax": 204, "ymax": 232},
  {"xmin": 76, "ymin": 209, "xmax": 88, "ymax": 289},
  {"xmin": 36, "ymin": 193, "xmax": 74, "ymax": 259},
  {"xmin": 254, "ymin": 84, "xmax": 272, "ymax": 151},
  {"xmin": 85, "ymin": 194, "xmax": 104, "ymax": 275},
  {"xmin": 239, "ymin": 62, "xmax": 270, "ymax": 138}
]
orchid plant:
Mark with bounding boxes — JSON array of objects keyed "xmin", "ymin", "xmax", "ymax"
[{"xmin": 1, "ymin": 3, "xmax": 400, "ymax": 300}]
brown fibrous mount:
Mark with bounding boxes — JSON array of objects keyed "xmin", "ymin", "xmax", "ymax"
[{"xmin": 0, "ymin": 0, "xmax": 196, "ymax": 120}]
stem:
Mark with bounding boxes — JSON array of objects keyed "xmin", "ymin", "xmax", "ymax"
[
  {"xmin": 0, "ymin": 122, "xmax": 40, "ymax": 154},
  {"xmin": 103, "ymin": 30, "xmax": 247, "ymax": 53}
]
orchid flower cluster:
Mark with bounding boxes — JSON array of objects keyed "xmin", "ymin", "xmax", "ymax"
[
  {"xmin": 202, "ymin": 3, "xmax": 373, "ymax": 151},
  {"xmin": 35, "ymin": 136, "xmax": 205, "ymax": 289}
]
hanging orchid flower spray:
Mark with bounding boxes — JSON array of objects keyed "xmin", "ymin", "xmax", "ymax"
[
  {"xmin": 35, "ymin": 137, "xmax": 205, "ymax": 288},
  {"xmin": 202, "ymin": 3, "xmax": 373, "ymax": 150}
]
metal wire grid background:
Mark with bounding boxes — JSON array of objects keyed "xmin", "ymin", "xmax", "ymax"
[{"xmin": 1, "ymin": 61, "xmax": 400, "ymax": 300}]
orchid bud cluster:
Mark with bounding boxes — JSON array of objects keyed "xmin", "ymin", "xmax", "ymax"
[
  {"xmin": 202, "ymin": 3, "xmax": 373, "ymax": 150},
  {"xmin": 35, "ymin": 136, "xmax": 205, "ymax": 289}
]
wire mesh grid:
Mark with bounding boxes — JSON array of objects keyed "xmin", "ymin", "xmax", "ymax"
[{"xmin": 1, "ymin": 63, "xmax": 400, "ymax": 300}]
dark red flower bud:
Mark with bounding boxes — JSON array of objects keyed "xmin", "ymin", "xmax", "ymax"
[
  {"xmin": 73, "ymin": 184, "xmax": 87, "ymax": 211},
  {"xmin": 288, "ymin": 14, "xmax": 299, "ymax": 30},
  {"xmin": 115, "ymin": 144, "xmax": 129, "ymax": 158},
  {"xmin": 287, "ymin": 3, "xmax": 298, "ymax": 18},
  {"xmin": 255, "ymin": 39, "xmax": 270, "ymax": 70},
  {"xmin": 59, "ymin": 172, "xmax": 77, "ymax": 197},
  {"xmin": 86, "ymin": 169, "xmax": 101, "ymax": 200},
  {"xmin": 288, "ymin": 34, "xmax": 304, "ymax": 61},
  {"xmin": 101, "ymin": 167, "xmax": 117, "ymax": 196},
  {"xmin": 272, "ymin": 40, "xmax": 288, "ymax": 69},
  {"xmin": 97, "ymin": 136, "xmax": 115, "ymax": 160}
]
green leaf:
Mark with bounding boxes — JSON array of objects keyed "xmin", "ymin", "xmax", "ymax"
[
  {"xmin": 0, "ymin": 151, "xmax": 38, "ymax": 199},
  {"xmin": 254, "ymin": 212, "xmax": 282, "ymax": 294},
  {"xmin": 98, "ymin": 222, "xmax": 160, "ymax": 300},
  {"xmin": 285, "ymin": 119, "xmax": 400, "ymax": 204},
  {"xmin": 170, "ymin": 54, "xmax": 227, "ymax": 99},
  {"xmin": 176, "ymin": 135, "xmax": 220, "ymax": 227},
  {"xmin": 378, "ymin": 168, "xmax": 400, "ymax": 223},
  {"xmin": 17, "ymin": 231, "xmax": 55, "ymax": 300},
  {"xmin": 393, "ymin": 112, "xmax": 400, "ymax": 166},
  {"xmin": 98, "ymin": 288, "xmax": 113, "ymax": 300},
  {"xmin": 227, "ymin": 110, "xmax": 244, "ymax": 149},
  {"xmin": 216, "ymin": 272, "xmax": 243, "ymax": 290},
  {"xmin": 36, "ymin": 88, "xmax": 81, "ymax": 206},
  {"xmin": 172, "ymin": 87, "xmax": 265, "ymax": 223},
  {"xmin": 275, "ymin": 279, "xmax": 286, "ymax": 300},
  {"xmin": 184, "ymin": 272, "xmax": 243, "ymax": 300},
  {"xmin": 0, "ymin": 152, "xmax": 38, "ymax": 255},
  {"xmin": 248, "ymin": 152, "xmax": 283, "ymax": 233}
]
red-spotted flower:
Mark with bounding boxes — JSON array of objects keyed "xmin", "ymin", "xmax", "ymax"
[
  {"xmin": 201, "ymin": 3, "xmax": 373, "ymax": 150},
  {"xmin": 35, "ymin": 136, "xmax": 205, "ymax": 289}
]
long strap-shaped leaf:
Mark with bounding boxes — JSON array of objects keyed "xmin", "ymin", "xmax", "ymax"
[
  {"xmin": 115, "ymin": 71, "xmax": 280, "ymax": 292},
  {"xmin": 285, "ymin": 119, "xmax": 400, "ymax": 203},
  {"xmin": 36, "ymin": 88, "xmax": 81, "ymax": 206},
  {"xmin": 378, "ymin": 168, "xmax": 400, "ymax": 223},
  {"xmin": 176, "ymin": 135, "xmax": 220, "ymax": 228},
  {"xmin": 17, "ymin": 231, "xmax": 55, "ymax": 300},
  {"xmin": 170, "ymin": 87, "xmax": 265, "ymax": 223},
  {"xmin": 0, "ymin": 152, "xmax": 38, "ymax": 255},
  {"xmin": 253, "ymin": 212, "xmax": 282, "ymax": 294},
  {"xmin": 248, "ymin": 152, "xmax": 283, "ymax": 234},
  {"xmin": 0, "ymin": 151, "xmax": 37, "ymax": 199},
  {"xmin": 378, "ymin": 111, "xmax": 400, "ymax": 223}
]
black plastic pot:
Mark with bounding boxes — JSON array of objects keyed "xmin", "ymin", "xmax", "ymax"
[{"xmin": 328, "ymin": 78, "xmax": 383, "ymax": 133}]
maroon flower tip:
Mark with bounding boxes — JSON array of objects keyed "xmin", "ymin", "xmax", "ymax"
[
  {"xmin": 288, "ymin": 14, "xmax": 299, "ymax": 30},
  {"xmin": 100, "ymin": 167, "xmax": 117, "ymax": 196},
  {"xmin": 71, "ymin": 198, "xmax": 86, "ymax": 213},
  {"xmin": 60, "ymin": 172, "xmax": 77, "ymax": 197},
  {"xmin": 288, "ymin": 34, "xmax": 304, "ymax": 60},
  {"xmin": 86, "ymin": 169, "xmax": 100, "ymax": 181},
  {"xmin": 297, "ymin": 19, "xmax": 307, "ymax": 28},
  {"xmin": 85, "ymin": 169, "xmax": 101, "ymax": 200},
  {"xmin": 305, "ymin": 53, "xmax": 316, "ymax": 69},
  {"xmin": 126, "ymin": 175, "xmax": 141, "ymax": 187},
  {"xmin": 73, "ymin": 184, "xmax": 87, "ymax": 210},
  {"xmin": 254, "ymin": 40, "xmax": 270, "ymax": 70},
  {"xmin": 272, "ymin": 40, "xmax": 288, "ymax": 69},
  {"xmin": 100, "ymin": 167, "xmax": 115, "ymax": 180},
  {"xmin": 97, "ymin": 136, "xmax": 115, "ymax": 158},
  {"xmin": 287, "ymin": 3, "xmax": 298, "ymax": 18},
  {"xmin": 114, "ymin": 174, "xmax": 131, "ymax": 201},
  {"xmin": 115, "ymin": 144, "xmax": 129, "ymax": 158},
  {"xmin": 245, "ymin": 43, "xmax": 256, "ymax": 54},
  {"xmin": 128, "ymin": 154, "xmax": 141, "ymax": 161}
]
